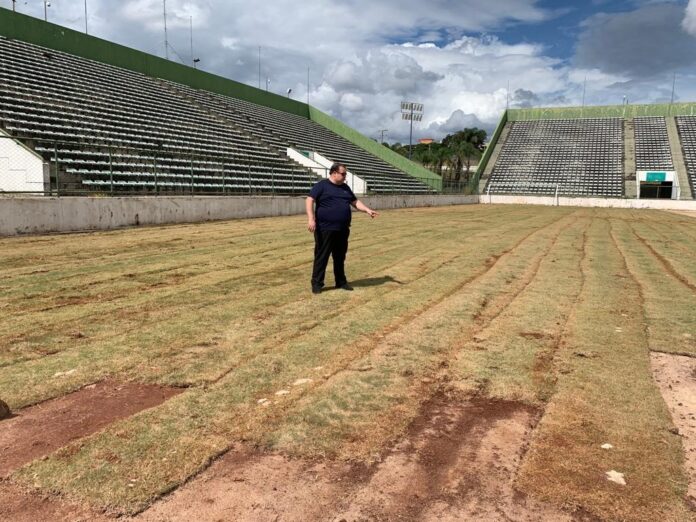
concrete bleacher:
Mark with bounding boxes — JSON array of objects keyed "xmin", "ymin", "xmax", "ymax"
[
  {"xmin": 0, "ymin": 37, "xmax": 319, "ymax": 194},
  {"xmin": 675, "ymin": 116, "xmax": 696, "ymax": 195},
  {"xmin": 0, "ymin": 36, "xmax": 433, "ymax": 195},
  {"xmin": 166, "ymin": 84, "xmax": 433, "ymax": 193},
  {"xmin": 485, "ymin": 118, "xmax": 624, "ymax": 197},
  {"xmin": 634, "ymin": 117, "xmax": 673, "ymax": 171}
]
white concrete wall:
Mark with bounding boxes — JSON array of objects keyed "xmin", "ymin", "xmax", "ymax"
[
  {"xmin": 286, "ymin": 147, "xmax": 327, "ymax": 179},
  {"xmin": 304, "ymin": 150, "xmax": 367, "ymax": 195},
  {"xmin": 0, "ymin": 194, "xmax": 478, "ymax": 236},
  {"xmin": 0, "ymin": 130, "xmax": 47, "ymax": 192},
  {"xmin": 481, "ymin": 194, "xmax": 696, "ymax": 210}
]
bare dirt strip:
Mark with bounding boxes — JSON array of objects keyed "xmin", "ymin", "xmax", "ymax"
[
  {"xmin": 651, "ymin": 352, "xmax": 696, "ymax": 509},
  {"xmin": 0, "ymin": 380, "xmax": 182, "ymax": 477},
  {"xmin": 0, "ymin": 481, "xmax": 111, "ymax": 522},
  {"xmin": 137, "ymin": 393, "xmax": 583, "ymax": 522}
]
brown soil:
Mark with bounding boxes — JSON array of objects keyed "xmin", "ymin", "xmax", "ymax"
[
  {"xmin": 0, "ymin": 380, "xmax": 182, "ymax": 478},
  {"xmin": 650, "ymin": 352, "xmax": 696, "ymax": 507},
  {"xmin": 137, "ymin": 394, "xmax": 577, "ymax": 522},
  {"xmin": 0, "ymin": 481, "xmax": 111, "ymax": 522},
  {"xmin": 667, "ymin": 211, "xmax": 696, "ymax": 219}
]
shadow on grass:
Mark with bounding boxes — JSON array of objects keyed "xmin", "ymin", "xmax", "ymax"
[{"xmin": 350, "ymin": 275, "xmax": 404, "ymax": 288}]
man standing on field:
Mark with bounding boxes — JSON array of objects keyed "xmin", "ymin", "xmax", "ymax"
[{"xmin": 306, "ymin": 162, "xmax": 378, "ymax": 294}]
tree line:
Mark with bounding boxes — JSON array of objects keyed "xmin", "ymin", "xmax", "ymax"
[{"xmin": 384, "ymin": 128, "xmax": 487, "ymax": 182}]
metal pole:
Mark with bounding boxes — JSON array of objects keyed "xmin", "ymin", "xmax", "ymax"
[
  {"xmin": 581, "ymin": 76, "xmax": 586, "ymax": 117},
  {"xmin": 190, "ymin": 16, "xmax": 194, "ymax": 68},
  {"xmin": 153, "ymin": 154, "xmax": 158, "ymax": 194},
  {"xmin": 669, "ymin": 72, "xmax": 676, "ymax": 116},
  {"xmin": 84, "ymin": 0, "xmax": 88, "ymax": 34},
  {"xmin": 109, "ymin": 146, "xmax": 113, "ymax": 195},
  {"xmin": 258, "ymin": 46, "xmax": 261, "ymax": 89},
  {"xmin": 163, "ymin": 0, "xmax": 169, "ymax": 60},
  {"xmin": 44, "ymin": 1, "xmax": 48, "ymax": 21},
  {"xmin": 408, "ymin": 104, "xmax": 414, "ymax": 160},
  {"xmin": 54, "ymin": 141, "xmax": 59, "ymax": 196},
  {"xmin": 307, "ymin": 66, "xmax": 310, "ymax": 105}
]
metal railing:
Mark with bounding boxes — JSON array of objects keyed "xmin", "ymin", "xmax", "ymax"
[{"xmin": 0, "ymin": 135, "xmax": 471, "ymax": 197}]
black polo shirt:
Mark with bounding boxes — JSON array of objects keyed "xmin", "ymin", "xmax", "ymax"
[{"xmin": 309, "ymin": 179, "xmax": 357, "ymax": 231}]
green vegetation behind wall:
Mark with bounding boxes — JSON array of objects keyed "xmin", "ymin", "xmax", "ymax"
[
  {"xmin": 508, "ymin": 103, "xmax": 696, "ymax": 121},
  {"xmin": 308, "ymin": 107, "xmax": 442, "ymax": 191}
]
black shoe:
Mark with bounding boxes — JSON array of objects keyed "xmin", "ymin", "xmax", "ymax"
[
  {"xmin": 312, "ymin": 287, "xmax": 322, "ymax": 294},
  {"xmin": 336, "ymin": 283, "xmax": 354, "ymax": 291}
]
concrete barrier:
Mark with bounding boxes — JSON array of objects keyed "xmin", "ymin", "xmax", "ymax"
[
  {"xmin": 0, "ymin": 194, "xmax": 478, "ymax": 236},
  {"xmin": 480, "ymin": 194, "xmax": 696, "ymax": 210}
]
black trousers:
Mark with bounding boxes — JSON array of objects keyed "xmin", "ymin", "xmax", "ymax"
[{"xmin": 311, "ymin": 228, "xmax": 350, "ymax": 289}]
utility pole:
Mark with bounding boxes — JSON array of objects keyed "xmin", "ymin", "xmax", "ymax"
[
  {"xmin": 163, "ymin": 0, "xmax": 169, "ymax": 60},
  {"xmin": 190, "ymin": 16, "xmax": 194, "ymax": 67}
]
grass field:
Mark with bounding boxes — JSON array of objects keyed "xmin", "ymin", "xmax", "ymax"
[{"xmin": 1, "ymin": 205, "xmax": 695, "ymax": 520}]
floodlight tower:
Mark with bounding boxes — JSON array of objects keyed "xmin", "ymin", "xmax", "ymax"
[
  {"xmin": 401, "ymin": 101, "xmax": 423, "ymax": 160},
  {"xmin": 378, "ymin": 129, "xmax": 388, "ymax": 144},
  {"xmin": 43, "ymin": 1, "xmax": 50, "ymax": 21}
]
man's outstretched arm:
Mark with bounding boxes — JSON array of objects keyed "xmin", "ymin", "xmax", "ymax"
[
  {"xmin": 352, "ymin": 199, "xmax": 379, "ymax": 218},
  {"xmin": 306, "ymin": 196, "xmax": 316, "ymax": 232}
]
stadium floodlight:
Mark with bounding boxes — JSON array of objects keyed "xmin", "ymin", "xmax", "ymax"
[
  {"xmin": 378, "ymin": 129, "xmax": 388, "ymax": 143},
  {"xmin": 44, "ymin": 1, "xmax": 50, "ymax": 21},
  {"xmin": 401, "ymin": 101, "xmax": 424, "ymax": 160}
]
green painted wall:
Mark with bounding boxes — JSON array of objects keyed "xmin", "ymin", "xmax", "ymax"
[
  {"xmin": 0, "ymin": 8, "xmax": 438, "ymax": 189},
  {"xmin": 508, "ymin": 102, "xmax": 696, "ymax": 121},
  {"xmin": 309, "ymin": 107, "xmax": 442, "ymax": 191},
  {"xmin": 471, "ymin": 109, "xmax": 508, "ymax": 191}
]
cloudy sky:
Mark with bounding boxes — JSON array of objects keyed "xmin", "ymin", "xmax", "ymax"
[{"xmin": 8, "ymin": 0, "xmax": 696, "ymax": 143}]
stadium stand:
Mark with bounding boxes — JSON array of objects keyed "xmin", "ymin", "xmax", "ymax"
[
  {"xmin": 0, "ymin": 37, "xmax": 321, "ymax": 193},
  {"xmin": 675, "ymin": 116, "xmax": 696, "ymax": 195},
  {"xmin": 0, "ymin": 37, "xmax": 433, "ymax": 194},
  {"xmin": 634, "ymin": 117, "xmax": 673, "ymax": 171},
  {"xmin": 485, "ymin": 118, "xmax": 624, "ymax": 197}
]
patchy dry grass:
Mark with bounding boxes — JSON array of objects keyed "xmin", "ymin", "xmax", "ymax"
[{"xmin": 1, "ymin": 205, "xmax": 693, "ymax": 519}]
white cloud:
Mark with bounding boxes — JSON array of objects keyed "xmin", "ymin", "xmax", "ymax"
[
  {"xmin": 684, "ymin": 0, "xmax": 696, "ymax": 36},
  {"xmin": 12, "ymin": 1, "xmax": 696, "ymax": 144}
]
